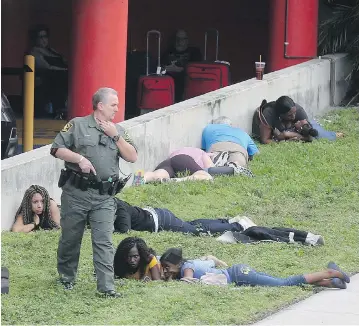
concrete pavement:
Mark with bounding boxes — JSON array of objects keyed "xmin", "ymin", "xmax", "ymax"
[{"xmin": 255, "ymin": 273, "xmax": 359, "ymax": 325}]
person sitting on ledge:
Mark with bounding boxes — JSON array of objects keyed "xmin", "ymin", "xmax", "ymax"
[
  {"xmin": 160, "ymin": 248, "xmax": 350, "ymax": 289},
  {"xmin": 12, "ymin": 185, "xmax": 60, "ymax": 233},
  {"xmin": 252, "ymin": 95, "xmax": 343, "ymax": 144},
  {"xmin": 113, "ymin": 237, "xmax": 161, "ymax": 281}
]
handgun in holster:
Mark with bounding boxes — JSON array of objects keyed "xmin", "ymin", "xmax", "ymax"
[{"xmin": 58, "ymin": 169, "xmax": 70, "ymax": 188}]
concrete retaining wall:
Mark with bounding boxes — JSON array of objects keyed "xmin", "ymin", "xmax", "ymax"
[{"xmin": 1, "ymin": 53, "xmax": 351, "ymax": 230}]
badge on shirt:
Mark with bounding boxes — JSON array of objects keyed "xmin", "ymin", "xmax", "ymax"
[{"xmin": 61, "ymin": 122, "xmax": 73, "ymax": 132}]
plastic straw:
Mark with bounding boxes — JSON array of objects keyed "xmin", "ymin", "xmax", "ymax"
[{"xmin": 259, "ymin": 55, "xmax": 262, "ymax": 63}]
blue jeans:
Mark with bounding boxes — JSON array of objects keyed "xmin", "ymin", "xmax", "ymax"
[
  {"xmin": 226, "ymin": 264, "xmax": 307, "ymax": 287},
  {"xmin": 155, "ymin": 208, "xmax": 243, "ymax": 235},
  {"xmin": 310, "ymin": 120, "xmax": 337, "ymax": 141}
]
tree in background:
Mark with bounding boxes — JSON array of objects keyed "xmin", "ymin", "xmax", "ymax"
[{"xmin": 319, "ymin": 0, "xmax": 359, "ymax": 104}]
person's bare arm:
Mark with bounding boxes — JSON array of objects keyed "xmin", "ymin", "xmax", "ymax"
[
  {"xmin": 202, "ymin": 152, "xmax": 215, "ymax": 169},
  {"xmin": 259, "ymin": 124, "xmax": 274, "ymax": 144},
  {"xmin": 54, "ymin": 148, "xmax": 97, "ymax": 175},
  {"xmin": 180, "ymin": 268, "xmax": 199, "ymax": 283},
  {"xmin": 12, "ymin": 215, "xmax": 37, "ymax": 233},
  {"xmin": 150, "ymin": 265, "xmax": 162, "ymax": 281},
  {"xmin": 50, "ymin": 200, "xmax": 61, "ymax": 227},
  {"xmin": 114, "ymin": 137, "xmax": 138, "ymax": 163}
]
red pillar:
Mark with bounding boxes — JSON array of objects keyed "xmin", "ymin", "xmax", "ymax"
[
  {"xmin": 268, "ymin": 0, "xmax": 319, "ymax": 72},
  {"xmin": 69, "ymin": 0, "xmax": 128, "ymax": 122}
]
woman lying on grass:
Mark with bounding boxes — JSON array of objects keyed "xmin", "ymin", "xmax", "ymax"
[
  {"xmin": 12, "ymin": 185, "xmax": 60, "ymax": 233},
  {"xmin": 113, "ymin": 237, "xmax": 161, "ymax": 281},
  {"xmin": 160, "ymin": 248, "xmax": 350, "ymax": 289}
]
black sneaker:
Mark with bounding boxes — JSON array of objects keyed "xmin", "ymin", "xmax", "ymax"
[
  {"xmin": 58, "ymin": 279, "xmax": 74, "ymax": 290},
  {"xmin": 97, "ymin": 290, "xmax": 122, "ymax": 298}
]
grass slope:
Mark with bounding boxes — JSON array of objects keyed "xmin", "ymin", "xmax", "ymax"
[{"xmin": 2, "ymin": 108, "xmax": 359, "ymax": 325}]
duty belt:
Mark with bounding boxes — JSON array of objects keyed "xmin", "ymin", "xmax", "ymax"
[{"xmin": 58, "ymin": 169, "xmax": 131, "ymax": 196}]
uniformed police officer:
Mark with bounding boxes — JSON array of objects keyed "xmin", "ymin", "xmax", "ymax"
[{"xmin": 51, "ymin": 87, "xmax": 137, "ymax": 297}]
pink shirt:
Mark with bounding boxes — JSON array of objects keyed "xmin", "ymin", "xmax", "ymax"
[{"xmin": 169, "ymin": 147, "xmax": 209, "ymax": 169}]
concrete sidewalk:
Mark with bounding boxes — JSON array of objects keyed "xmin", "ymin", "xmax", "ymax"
[{"xmin": 255, "ymin": 274, "xmax": 359, "ymax": 325}]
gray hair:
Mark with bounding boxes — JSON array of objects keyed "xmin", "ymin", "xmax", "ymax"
[
  {"xmin": 212, "ymin": 116, "xmax": 232, "ymax": 125},
  {"xmin": 92, "ymin": 87, "xmax": 118, "ymax": 110}
]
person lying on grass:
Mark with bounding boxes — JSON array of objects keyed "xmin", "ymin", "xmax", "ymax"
[
  {"xmin": 12, "ymin": 185, "xmax": 60, "ymax": 233},
  {"xmin": 114, "ymin": 199, "xmax": 324, "ymax": 246},
  {"xmin": 132, "ymin": 147, "xmax": 253, "ymax": 186},
  {"xmin": 132, "ymin": 147, "xmax": 214, "ymax": 186},
  {"xmin": 114, "ymin": 198, "xmax": 244, "ymax": 235},
  {"xmin": 113, "ymin": 237, "xmax": 161, "ymax": 281},
  {"xmin": 160, "ymin": 248, "xmax": 350, "ymax": 289}
]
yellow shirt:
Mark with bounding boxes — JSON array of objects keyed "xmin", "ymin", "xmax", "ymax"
[{"xmin": 126, "ymin": 255, "xmax": 159, "ymax": 280}]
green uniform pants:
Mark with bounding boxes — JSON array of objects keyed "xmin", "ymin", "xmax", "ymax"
[{"xmin": 57, "ymin": 183, "xmax": 116, "ymax": 292}]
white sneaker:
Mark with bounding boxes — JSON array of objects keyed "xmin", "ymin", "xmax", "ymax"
[
  {"xmin": 212, "ymin": 151, "xmax": 229, "ymax": 167},
  {"xmin": 305, "ymin": 233, "xmax": 325, "ymax": 246},
  {"xmin": 228, "ymin": 215, "xmax": 256, "ymax": 230},
  {"xmin": 216, "ymin": 231, "xmax": 237, "ymax": 244},
  {"xmin": 225, "ymin": 162, "xmax": 254, "ymax": 177}
]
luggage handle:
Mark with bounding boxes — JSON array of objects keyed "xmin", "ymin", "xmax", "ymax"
[
  {"xmin": 146, "ymin": 30, "xmax": 161, "ymax": 76},
  {"xmin": 204, "ymin": 28, "xmax": 219, "ymax": 61}
]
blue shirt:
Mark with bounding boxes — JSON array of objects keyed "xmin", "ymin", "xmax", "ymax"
[
  {"xmin": 201, "ymin": 124, "xmax": 259, "ymax": 156},
  {"xmin": 181, "ymin": 259, "xmax": 229, "ymax": 280}
]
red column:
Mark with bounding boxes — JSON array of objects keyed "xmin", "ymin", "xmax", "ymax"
[
  {"xmin": 268, "ymin": 0, "xmax": 319, "ymax": 72},
  {"xmin": 69, "ymin": 0, "xmax": 128, "ymax": 122}
]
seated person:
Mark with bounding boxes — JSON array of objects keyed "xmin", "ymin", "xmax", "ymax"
[
  {"xmin": 162, "ymin": 29, "xmax": 202, "ymax": 102},
  {"xmin": 12, "ymin": 185, "xmax": 60, "ymax": 233},
  {"xmin": 202, "ymin": 116, "xmax": 259, "ymax": 173},
  {"xmin": 132, "ymin": 147, "xmax": 214, "ymax": 185},
  {"xmin": 114, "ymin": 198, "xmax": 243, "ymax": 234},
  {"xmin": 113, "ymin": 237, "xmax": 161, "ymax": 281},
  {"xmin": 160, "ymin": 248, "xmax": 350, "ymax": 289},
  {"xmin": 252, "ymin": 96, "xmax": 343, "ymax": 144},
  {"xmin": 29, "ymin": 24, "xmax": 68, "ymax": 118}
]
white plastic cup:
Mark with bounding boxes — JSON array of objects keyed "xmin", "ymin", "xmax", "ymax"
[{"xmin": 255, "ymin": 62, "xmax": 266, "ymax": 80}]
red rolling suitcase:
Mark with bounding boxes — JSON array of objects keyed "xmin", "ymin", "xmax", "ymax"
[
  {"xmin": 137, "ymin": 30, "xmax": 175, "ymax": 113},
  {"xmin": 184, "ymin": 29, "xmax": 230, "ymax": 100}
]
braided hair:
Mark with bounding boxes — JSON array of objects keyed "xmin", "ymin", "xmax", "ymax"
[
  {"xmin": 14, "ymin": 185, "xmax": 57, "ymax": 229},
  {"xmin": 114, "ymin": 237, "xmax": 156, "ymax": 279}
]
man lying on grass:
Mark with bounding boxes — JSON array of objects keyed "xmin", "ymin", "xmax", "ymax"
[
  {"xmin": 114, "ymin": 198, "xmax": 244, "ymax": 235},
  {"xmin": 160, "ymin": 248, "xmax": 350, "ymax": 289},
  {"xmin": 114, "ymin": 199, "xmax": 324, "ymax": 246}
]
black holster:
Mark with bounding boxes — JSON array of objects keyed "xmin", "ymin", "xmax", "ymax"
[
  {"xmin": 108, "ymin": 174, "xmax": 132, "ymax": 196},
  {"xmin": 80, "ymin": 174, "xmax": 89, "ymax": 191},
  {"xmin": 58, "ymin": 169, "xmax": 70, "ymax": 188},
  {"xmin": 72, "ymin": 172, "xmax": 81, "ymax": 188}
]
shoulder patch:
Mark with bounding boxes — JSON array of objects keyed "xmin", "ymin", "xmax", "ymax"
[{"xmin": 61, "ymin": 122, "xmax": 73, "ymax": 132}]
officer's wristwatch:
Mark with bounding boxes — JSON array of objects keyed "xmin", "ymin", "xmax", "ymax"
[{"xmin": 112, "ymin": 134, "xmax": 121, "ymax": 142}]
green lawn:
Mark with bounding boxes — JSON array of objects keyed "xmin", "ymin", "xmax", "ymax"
[{"xmin": 2, "ymin": 108, "xmax": 359, "ymax": 325}]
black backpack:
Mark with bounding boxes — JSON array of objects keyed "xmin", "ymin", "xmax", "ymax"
[{"xmin": 1, "ymin": 267, "xmax": 9, "ymax": 294}]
